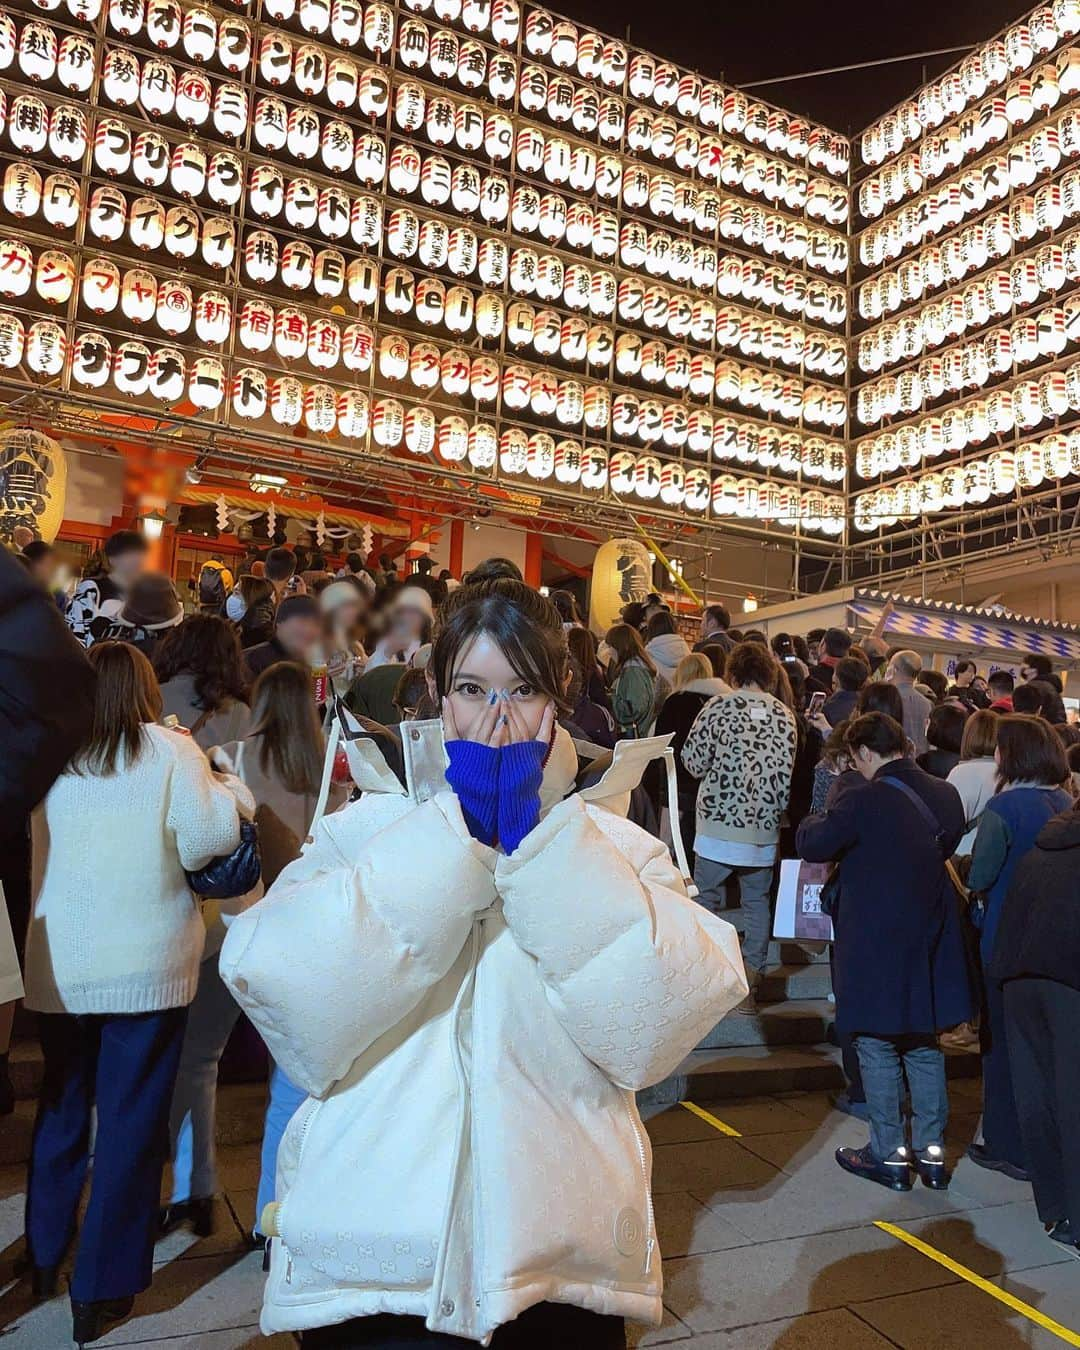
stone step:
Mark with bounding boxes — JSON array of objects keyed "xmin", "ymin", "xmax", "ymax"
[
  {"xmin": 756, "ymin": 963, "xmax": 834, "ymax": 1003},
  {"xmin": 639, "ymin": 1040, "xmax": 981, "ymax": 1115},
  {"xmin": 697, "ymin": 998, "xmax": 834, "ymax": 1050}
]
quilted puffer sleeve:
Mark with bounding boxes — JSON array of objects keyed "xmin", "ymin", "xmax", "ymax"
[
  {"xmin": 495, "ymin": 796, "xmax": 748, "ymax": 1090},
  {"xmin": 220, "ymin": 795, "xmax": 498, "ymax": 1097}
]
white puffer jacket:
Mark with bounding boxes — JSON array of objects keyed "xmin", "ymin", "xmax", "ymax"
[{"xmin": 220, "ymin": 721, "xmax": 746, "ymax": 1342}]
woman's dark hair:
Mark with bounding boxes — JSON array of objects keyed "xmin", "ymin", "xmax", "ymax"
[
  {"xmin": 835, "ymin": 656, "xmax": 869, "ymax": 692},
  {"xmin": 548, "ymin": 588, "xmax": 580, "ymax": 625},
  {"xmin": 961, "ymin": 708, "xmax": 999, "ymax": 760},
  {"xmin": 995, "ymin": 714, "xmax": 1069, "ymax": 790},
  {"xmin": 1055, "ymin": 722, "xmax": 1080, "ymax": 749},
  {"xmin": 787, "ymin": 664, "xmax": 808, "ymax": 714},
  {"xmin": 926, "ymin": 703, "xmax": 969, "ymax": 755},
  {"xmin": 461, "ymin": 556, "xmax": 523, "ymax": 585},
  {"xmin": 955, "ymin": 659, "xmax": 977, "ymax": 679},
  {"xmin": 701, "ymin": 643, "xmax": 727, "ymax": 680},
  {"xmin": 771, "ymin": 632, "xmax": 795, "ymax": 660},
  {"xmin": 773, "ymin": 662, "xmax": 794, "ymax": 711},
  {"xmin": 393, "ymin": 665, "xmax": 436, "ymax": 719},
  {"xmin": 433, "ymin": 579, "xmax": 571, "ymax": 712},
  {"xmin": 726, "ymin": 641, "xmax": 778, "ymax": 691},
  {"xmin": 791, "ymin": 634, "xmax": 811, "ymax": 664},
  {"xmin": 919, "ymin": 668, "xmax": 949, "ymax": 703},
  {"xmin": 74, "ymin": 641, "xmax": 162, "ymax": 776},
  {"xmin": 857, "ymin": 680, "xmax": 903, "ymax": 722},
  {"xmin": 620, "ymin": 601, "xmax": 646, "ymax": 630},
  {"xmin": 644, "ymin": 610, "xmax": 676, "ymax": 640},
  {"xmin": 264, "ymin": 547, "xmax": 297, "ymax": 583},
  {"xmin": 249, "ymin": 662, "xmax": 324, "ymax": 795},
  {"xmin": 566, "ymin": 624, "xmax": 599, "ymax": 676},
  {"xmin": 604, "ymin": 622, "xmax": 656, "ymax": 679},
  {"xmin": 236, "ymin": 573, "xmax": 274, "ymax": 611},
  {"xmin": 845, "ymin": 711, "xmax": 907, "ymax": 759},
  {"xmin": 1068, "ymin": 742, "xmax": 1080, "ymax": 775},
  {"xmin": 1012, "ymin": 683, "xmax": 1045, "ymax": 716},
  {"xmin": 153, "ymin": 613, "xmax": 248, "ymax": 712}
]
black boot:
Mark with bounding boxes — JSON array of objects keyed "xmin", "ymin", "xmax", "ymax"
[
  {"xmin": 159, "ymin": 1196, "xmax": 215, "ymax": 1238},
  {"xmin": 31, "ymin": 1264, "xmax": 61, "ymax": 1300},
  {"xmin": 71, "ymin": 1296, "xmax": 134, "ymax": 1347}
]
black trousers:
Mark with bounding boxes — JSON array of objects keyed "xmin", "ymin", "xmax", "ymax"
[
  {"xmin": 302, "ymin": 1304, "xmax": 626, "ymax": 1348},
  {"xmin": 1004, "ymin": 977, "xmax": 1080, "ymax": 1226}
]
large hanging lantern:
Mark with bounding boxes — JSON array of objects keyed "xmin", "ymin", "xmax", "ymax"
[
  {"xmin": 304, "ymin": 384, "xmax": 336, "ymax": 434},
  {"xmin": 270, "ymin": 376, "xmax": 304, "ymax": 427},
  {"xmin": 26, "ymin": 321, "xmax": 66, "ymax": 377},
  {"xmin": 232, "ymin": 366, "xmax": 268, "ymax": 421},
  {"xmin": 71, "ymin": 331, "xmax": 112, "ymax": 387},
  {"xmin": 405, "ymin": 405, "xmax": 436, "ymax": 455},
  {"xmin": 338, "ymin": 390, "xmax": 370, "ymax": 441},
  {"xmin": 239, "ymin": 298, "xmax": 274, "ymax": 353},
  {"xmin": 20, "ymin": 21, "xmax": 58, "ymax": 82},
  {"xmin": 150, "ymin": 345, "xmax": 190, "ymax": 404},
  {"xmin": 189, "ymin": 356, "xmax": 225, "ymax": 412},
  {"xmin": 4, "ymin": 163, "xmax": 42, "ymax": 220},
  {"xmin": 81, "ymin": 255, "xmax": 120, "ymax": 311},
  {"xmin": 119, "ymin": 266, "xmax": 156, "ymax": 323}
]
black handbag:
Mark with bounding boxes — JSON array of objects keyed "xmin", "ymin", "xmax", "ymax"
[
  {"xmin": 819, "ymin": 865, "xmax": 841, "ymax": 920},
  {"xmin": 186, "ymin": 818, "xmax": 261, "ymax": 899}
]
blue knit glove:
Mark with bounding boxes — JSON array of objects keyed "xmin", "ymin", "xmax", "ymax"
[
  {"xmin": 497, "ymin": 740, "xmax": 546, "ymax": 855},
  {"xmin": 445, "ymin": 740, "xmax": 500, "ymax": 846}
]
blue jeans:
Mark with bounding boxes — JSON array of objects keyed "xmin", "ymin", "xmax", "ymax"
[
  {"xmin": 255, "ymin": 1063, "xmax": 306, "ymax": 1235},
  {"xmin": 854, "ymin": 1034, "xmax": 948, "ymax": 1159},
  {"xmin": 169, "ymin": 954, "xmax": 242, "ymax": 1203},
  {"xmin": 27, "ymin": 1008, "xmax": 187, "ymax": 1302}
]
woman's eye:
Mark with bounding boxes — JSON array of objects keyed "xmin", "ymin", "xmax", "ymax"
[
  {"xmin": 512, "ymin": 684, "xmax": 535, "ymax": 699},
  {"xmin": 454, "ymin": 682, "xmax": 485, "ymax": 698}
]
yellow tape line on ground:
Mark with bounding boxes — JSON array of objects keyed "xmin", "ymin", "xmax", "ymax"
[
  {"xmin": 874, "ymin": 1220, "xmax": 1080, "ymax": 1347},
  {"xmin": 679, "ymin": 1100, "xmax": 742, "ymax": 1138}
]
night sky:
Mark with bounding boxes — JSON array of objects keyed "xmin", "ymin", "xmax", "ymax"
[{"xmin": 545, "ymin": 0, "xmax": 1035, "ymax": 135}]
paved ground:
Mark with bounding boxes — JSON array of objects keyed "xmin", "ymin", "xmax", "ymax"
[{"xmin": 0, "ymin": 1080, "xmax": 1076, "ymax": 1348}]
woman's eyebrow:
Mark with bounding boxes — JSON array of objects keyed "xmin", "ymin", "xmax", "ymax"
[{"xmin": 452, "ymin": 672, "xmax": 488, "ymax": 683}]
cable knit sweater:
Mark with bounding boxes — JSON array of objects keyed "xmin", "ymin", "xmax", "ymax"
[{"xmin": 26, "ymin": 724, "xmax": 243, "ymax": 1015}]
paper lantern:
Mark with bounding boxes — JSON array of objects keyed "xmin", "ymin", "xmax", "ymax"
[
  {"xmin": 270, "ymin": 375, "xmax": 304, "ymax": 426},
  {"xmin": 155, "ymin": 278, "xmax": 192, "ymax": 336},
  {"xmin": 26, "ymin": 320, "xmax": 66, "ymax": 377},
  {"xmin": 218, "ymin": 16, "xmax": 251, "ymax": 71},
  {"xmin": 238, "ymin": 298, "xmax": 274, "ymax": 353},
  {"xmin": 338, "ymin": 390, "xmax": 370, "ymax": 441},
  {"xmin": 57, "ymin": 33, "xmax": 95, "ymax": 92},
  {"xmin": 232, "ymin": 366, "xmax": 267, "ymax": 420},
  {"xmin": 12, "ymin": 95, "xmax": 48, "ymax": 155},
  {"xmin": 304, "ymin": 384, "xmax": 336, "ymax": 434},
  {"xmin": 437, "ymin": 416, "xmax": 469, "ymax": 463},
  {"xmin": 499, "ymin": 426, "xmax": 527, "ymax": 473},
  {"xmin": 188, "ymin": 356, "xmax": 225, "ymax": 412},
  {"xmin": 20, "ymin": 21, "xmax": 58, "ymax": 82},
  {"xmin": 364, "ymin": 1, "xmax": 394, "ymax": 52},
  {"xmin": 372, "ymin": 397, "xmax": 404, "ymax": 446},
  {"xmin": 413, "ymin": 275, "xmax": 444, "ymax": 324},
  {"xmin": 148, "ymin": 345, "xmax": 185, "ymax": 403},
  {"xmin": 4, "ymin": 163, "xmax": 41, "ymax": 220},
  {"xmin": 281, "ymin": 240, "xmax": 314, "ymax": 290},
  {"xmin": 81, "ymin": 255, "xmax": 120, "ymax": 312},
  {"xmin": 182, "ymin": 6, "xmax": 215, "ymax": 62},
  {"xmin": 342, "ymin": 321, "xmax": 374, "ymax": 371},
  {"xmin": 299, "ymin": 0, "xmax": 330, "ymax": 34},
  {"xmin": 244, "ymin": 231, "xmax": 279, "ymax": 284},
  {"xmin": 491, "ymin": 0, "xmax": 520, "ymax": 45},
  {"xmin": 71, "ymin": 331, "xmax": 112, "ymax": 387},
  {"xmin": 116, "ymin": 266, "xmax": 155, "ymax": 324},
  {"xmin": 108, "ymin": 0, "xmax": 143, "ymax": 35},
  {"xmin": 0, "ymin": 313, "xmax": 23, "ymax": 369}
]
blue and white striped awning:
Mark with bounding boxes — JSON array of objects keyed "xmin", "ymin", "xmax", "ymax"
[{"xmin": 849, "ymin": 590, "xmax": 1080, "ymax": 664}]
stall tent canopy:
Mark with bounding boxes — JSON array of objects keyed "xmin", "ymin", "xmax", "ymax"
[{"xmin": 750, "ymin": 588, "xmax": 1080, "ymax": 672}]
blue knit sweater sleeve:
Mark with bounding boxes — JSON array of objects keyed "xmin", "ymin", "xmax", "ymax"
[
  {"xmin": 444, "ymin": 740, "xmax": 500, "ymax": 846},
  {"xmin": 497, "ymin": 740, "xmax": 547, "ymax": 855}
]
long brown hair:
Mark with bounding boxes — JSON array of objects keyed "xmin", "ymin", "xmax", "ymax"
[
  {"xmin": 995, "ymin": 714, "xmax": 1069, "ymax": 790},
  {"xmin": 604, "ymin": 623, "xmax": 656, "ymax": 679},
  {"xmin": 153, "ymin": 613, "xmax": 248, "ymax": 711},
  {"xmin": 73, "ymin": 641, "xmax": 163, "ymax": 776},
  {"xmin": 248, "ymin": 661, "xmax": 324, "ymax": 795}
]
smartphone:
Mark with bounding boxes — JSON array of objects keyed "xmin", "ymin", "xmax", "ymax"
[{"xmin": 807, "ymin": 691, "xmax": 827, "ymax": 718}]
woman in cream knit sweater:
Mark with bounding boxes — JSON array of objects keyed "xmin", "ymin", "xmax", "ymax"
[{"xmin": 25, "ymin": 641, "xmax": 245, "ymax": 1347}]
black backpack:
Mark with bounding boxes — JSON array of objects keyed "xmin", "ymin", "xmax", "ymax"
[{"xmin": 199, "ymin": 561, "xmax": 228, "ymax": 612}]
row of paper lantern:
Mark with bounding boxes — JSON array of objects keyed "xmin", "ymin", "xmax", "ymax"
[
  {"xmin": 856, "ymin": 303, "xmax": 1080, "ymax": 426},
  {"xmin": 21, "ymin": 95, "xmax": 847, "ymax": 275},
  {"xmin": 0, "ymin": 0, "xmax": 850, "ymax": 180},
  {"xmin": 858, "ymin": 125, "xmax": 1078, "ymax": 271},
  {"xmin": 853, "ymin": 435, "xmax": 1080, "ymax": 531},
  {"xmin": 853, "ymin": 365, "xmax": 1080, "ymax": 478},
  {"xmin": 859, "ymin": 207, "xmax": 1080, "ymax": 328},
  {"xmin": 0, "ymin": 174, "xmax": 848, "ymax": 376},
  {"xmin": 859, "ymin": 50, "xmax": 1080, "ymax": 220},
  {"xmin": 23, "ymin": 0, "xmax": 848, "ymax": 175},
  {"xmin": 0, "ymin": 317, "xmax": 846, "ymax": 528},
  {"xmin": 858, "ymin": 242, "xmax": 1080, "ymax": 373},
  {"xmin": 860, "ymin": 4, "xmax": 1080, "ymax": 166}
]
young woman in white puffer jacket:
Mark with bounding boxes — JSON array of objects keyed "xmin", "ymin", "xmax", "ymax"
[{"xmin": 221, "ymin": 580, "xmax": 747, "ymax": 1348}]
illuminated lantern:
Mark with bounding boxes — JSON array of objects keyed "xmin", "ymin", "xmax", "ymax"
[
  {"xmin": 286, "ymin": 178, "xmax": 318, "ymax": 232},
  {"xmin": 232, "ymin": 366, "xmax": 267, "ymax": 421},
  {"xmin": 281, "ymin": 240, "xmax": 314, "ymax": 290},
  {"xmin": 111, "ymin": 338, "xmax": 150, "ymax": 396},
  {"xmin": 443, "ymin": 285, "xmax": 474, "ymax": 334},
  {"xmin": 304, "ymin": 384, "xmax": 336, "ymax": 434},
  {"xmin": 244, "ymin": 230, "xmax": 279, "ymax": 284},
  {"xmin": 420, "ymin": 154, "xmax": 452, "ymax": 205},
  {"xmin": 478, "ymin": 238, "xmax": 507, "ymax": 287},
  {"xmin": 429, "ymin": 27, "xmax": 459, "ymax": 78},
  {"xmin": 389, "ymin": 143, "xmax": 421, "ymax": 195},
  {"xmin": 181, "ymin": 6, "xmax": 215, "ymax": 62},
  {"xmin": 170, "ymin": 142, "xmax": 207, "ymax": 199},
  {"xmin": 57, "ymin": 34, "xmax": 95, "ymax": 92},
  {"xmin": 155, "ymin": 278, "xmax": 192, "ymax": 336},
  {"xmin": 364, "ymin": 2, "xmax": 394, "ymax": 53},
  {"xmin": 395, "ymin": 81, "xmax": 425, "ymax": 132},
  {"xmin": 488, "ymin": 52, "xmax": 517, "ymax": 101},
  {"xmin": 499, "ymin": 427, "xmax": 527, "ymax": 474},
  {"xmin": 436, "ymin": 416, "xmax": 467, "ymax": 463},
  {"xmin": 109, "ymin": 0, "xmax": 143, "ymax": 35},
  {"xmin": 299, "ymin": 0, "xmax": 330, "ymax": 33},
  {"xmin": 20, "ymin": 22, "xmax": 58, "ymax": 82},
  {"xmin": 0, "ymin": 13, "xmax": 13, "ymax": 67},
  {"xmin": 524, "ymin": 433, "xmax": 553, "ymax": 481},
  {"xmin": 212, "ymin": 83, "xmax": 248, "ymax": 140},
  {"xmin": 3, "ymin": 163, "xmax": 41, "ymax": 222},
  {"xmin": 325, "ymin": 58, "xmax": 358, "ymax": 109},
  {"xmin": 491, "ymin": 0, "xmax": 520, "ymax": 45},
  {"xmin": 131, "ymin": 131, "xmax": 167, "ymax": 187},
  {"xmin": 45, "ymin": 105, "xmax": 87, "ymax": 165},
  {"xmin": 116, "ymin": 266, "xmax": 155, "ymax": 324},
  {"xmin": 426, "ymin": 94, "xmax": 455, "ymax": 145},
  {"xmin": 218, "ymin": 16, "xmax": 251, "ymax": 71},
  {"xmin": 175, "ymin": 69, "xmax": 212, "ymax": 126},
  {"xmin": 388, "ymin": 208, "xmax": 419, "ymax": 257},
  {"xmin": 26, "ymin": 321, "xmax": 65, "ymax": 377},
  {"xmin": 70, "ymin": 331, "xmax": 111, "ymax": 388},
  {"xmin": 238, "ymin": 299, "xmax": 274, "ymax": 354},
  {"xmin": 338, "ymin": 391, "xmax": 370, "ymax": 441},
  {"xmin": 414, "ymin": 275, "xmax": 445, "ymax": 324},
  {"xmin": 458, "ymin": 40, "xmax": 487, "ymax": 89},
  {"xmin": 342, "ymin": 321, "xmax": 374, "ymax": 371},
  {"xmin": 149, "ymin": 345, "xmax": 185, "ymax": 403},
  {"xmin": 448, "ymin": 226, "xmax": 477, "ymax": 276},
  {"xmin": 12, "ymin": 96, "xmax": 48, "ymax": 155},
  {"xmin": 270, "ymin": 376, "xmax": 304, "ymax": 426},
  {"xmin": 188, "ymin": 356, "xmax": 224, "ymax": 412},
  {"xmin": 398, "ymin": 18, "xmax": 429, "ymax": 68}
]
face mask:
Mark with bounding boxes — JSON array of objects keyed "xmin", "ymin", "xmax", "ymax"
[{"xmin": 225, "ymin": 593, "xmax": 247, "ymax": 621}]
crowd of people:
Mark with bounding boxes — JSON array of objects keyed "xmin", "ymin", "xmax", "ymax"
[{"xmin": 3, "ymin": 528, "xmax": 1080, "ymax": 1346}]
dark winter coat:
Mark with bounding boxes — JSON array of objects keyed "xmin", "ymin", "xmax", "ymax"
[
  {"xmin": 796, "ymin": 757, "xmax": 972, "ymax": 1037},
  {"xmin": 655, "ymin": 678, "xmax": 730, "ymax": 854},
  {"xmin": 988, "ymin": 805, "xmax": 1080, "ymax": 993},
  {"xmin": 822, "ymin": 687, "xmax": 858, "ymax": 728}
]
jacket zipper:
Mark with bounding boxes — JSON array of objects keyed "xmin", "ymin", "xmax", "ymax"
[
  {"xmin": 276, "ymin": 1095, "xmax": 321, "ymax": 1287},
  {"xmin": 621, "ymin": 1089, "xmax": 656, "ymax": 1276}
]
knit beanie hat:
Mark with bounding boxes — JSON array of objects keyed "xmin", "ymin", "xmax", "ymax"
[
  {"xmin": 392, "ymin": 585, "xmax": 435, "ymax": 619},
  {"xmin": 319, "ymin": 579, "xmax": 365, "ymax": 614},
  {"xmin": 120, "ymin": 573, "xmax": 183, "ymax": 630}
]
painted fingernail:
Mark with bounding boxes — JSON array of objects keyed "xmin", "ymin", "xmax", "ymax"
[
  {"xmin": 500, "ymin": 689, "xmax": 509, "ymax": 701},
  {"xmin": 488, "ymin": 690, "xmax": 498, "ymax": 705},
  {"xmin": 497, "ymin": 714, "xmax": 508, "ymax": 726}
]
